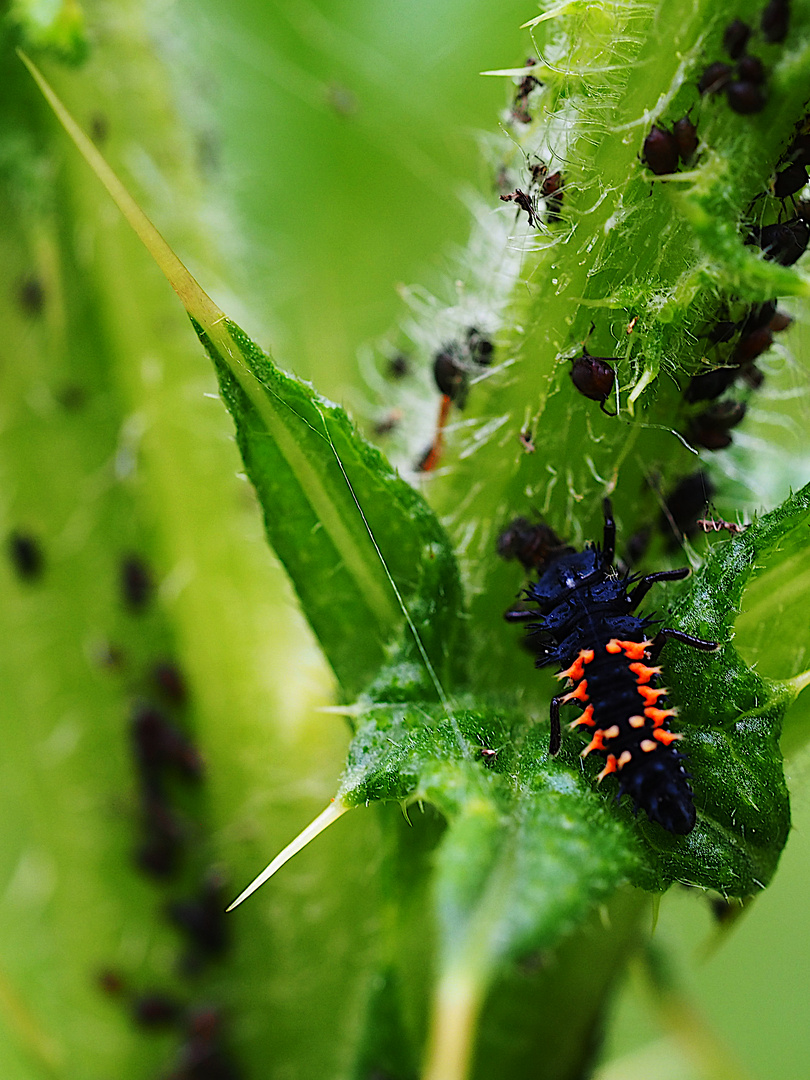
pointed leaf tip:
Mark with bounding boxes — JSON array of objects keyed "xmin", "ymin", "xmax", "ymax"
[
  {"xmin": 16, "ymin": 49, "xmax": 224, "ymax": 330},
  {"xmin": 226, "ymin": 801, "xmax": 350, "ymax": 912}
]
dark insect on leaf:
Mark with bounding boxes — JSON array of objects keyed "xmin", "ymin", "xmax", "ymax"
[
  {"xmin": 132, "ymin": 993, "xmax": 184, "ymax": 1029},
  {"xmin": 685, "ymin": 364, "xmax": 739, "ymax": 402},
  {"xmin": 466, "ymin": 326, "xmax": 494, "ymax": 366},
  {"xmin": 136, "ymin": 794, "xmax": 185, "ymax": 879},
  {"xmin": 736, "ymin": 55, "xmax": 766, "ymax": 85},
  {"xmin": 698, "ymin": 62, "xmax": 732, "ymax": 95},
  {"xmin": 496, "ymin": 516, "xmax": 574, "ymax": 573},
  {"xmin": 773, "ymin": 162, "xmax": 808, "ymax": 198},
  {"xmin": 120, "ymin": 555, "xmax": 154, "ymax": 612},
  {"xmin": 8, "ymin": 530, "xmax": 44, "ymax": 581},
  {"xmin": 17, "ymin": 276, "xmax": 45, "ymax": 315},
  {"xmin": 726, "ymin": 80, "xmax": 766, "ymax": 114},
  {"xmin": 152, "ymin": 661, "xmax": 189, "ymax": 706},
  {"xmin": 761, "ymin": 0, "xmax": 790, "ymax": 43},
  {"xmin": 433, "ymin": 347, "xmax": 468, "ymax": 403},
  {"xmin": 167, "ymin": 874, "xmax": 229, "ymax": 960},
  {"xmin": 754, "ymin": 217, "xmax": 810, "ymax": 265},
  {"xmin": 723, "ymin": 18, "xmax": 751, "ymax": 59},
  {"xmin": 569, "ymin": 350, "xmax": 616, "ymax": 414},
  {"xmin": 733, "ymin": 325, "xmax": 773, "ymax": 364},
  {"xmin": 643, "ymin": 125, "xmax": 679, "ymax": 175},
  {"xmin": 131, "ymin": 702, "xmax": 203, "ymax": 784},
  {"xmin": 499, "ymin": 187, "xmax": 540, "ymax": 227},
  {"xmin": 672, "ymin": 116, "xmax": 698, "ymax": 162},
  {"xmin": 688, "ymin": 400, "xmax": 747, "ymax": 450},
  {"xmin": 386, "ymin": 354, "xmax": 410, "ymax": 379},
  {"xmin": 660, "ymin": 470, "xmax": 715, "ymax": 546}
]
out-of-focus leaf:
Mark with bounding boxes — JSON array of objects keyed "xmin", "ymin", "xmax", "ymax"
[{"xmin": 21, "ymin": 52, "xmax": 465, "ymax": 699}]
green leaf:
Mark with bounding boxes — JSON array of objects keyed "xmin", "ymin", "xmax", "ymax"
[
  {"xmin": 19, "ymin": 51, "xmax": 465, "ymax": 698},
  {"xmin": 639, "ymin": 482, "xmax": 810, "ymax": 893},
  {"xmin": 338, "ymin": 705, "xmax": 639, "ymax": 1079},
  {"xmin": 193, "ymin": 317, "xmax": 465, "ymax": 698}
]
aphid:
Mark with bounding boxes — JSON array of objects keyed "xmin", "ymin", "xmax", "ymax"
[
  {"xmin": 500, "ymin": 187, "xmax": 540, "ymax": 228},
  {"xmin": 373, "ymin": 409, "xmax": 402, "ymax": 437},
  {"xmin": 466, "ymin": 326, "xmax": 494, "ymax": 366},
  {"xmin": 56, "ymin": 384, "xmax": 87, "ymax": 411},
  {"xmin": 769, "ymin": 309, "xmax": 793, "ymax": 332},
  {"xmin": 732, "ymin": 325, "xmax": 772, "ymax": 364},
  {"xmin": 8, "ymin": 530, "xmax": 44, "ymax": 581},
  {"xmin": 540, "ymin": 169, "xmax": 565, "ymax": 221},
  {"xmin": 167, "ymin": 874, "xmax": 229, "ymax": 960},
  {"xmin": 120, "ymin": 555, "xmax": 153, "ymax": 612},
  {"xmin": 761, "ymin": 0, "xmax": 790, "ymax": 43},
  {"xmin": 569, "ymin": 349, "xmax": 616, "ymax": 415},
  {"xmin": 672, "ymin": 116, "xmax": 698, "ymax": 163},
  {"xmin": 89, "ymin": 113, "xmax": 109, "ymax": 145},
  {"xmin": 774, "ymin": 161, "xmax": 809, "ymax": 198},
  {"xmin": 386, "ymin": 354, "xmax": 410, "ymax": 380},
  {"xmin": 511, "ymin": 57, "xmax": 541, "ymax": 124},
  {"xmin": 726, "ymin": 80, "xmax": 766, "ymax": 114},
  {"xmin": 497, "ymin": 516, "xmax": 574, "ymax": 573},
  {"xmin": 685, "ymin": 365, "xmax": 739, "ymax": 403},
  {"xmin": 736, "ymin": 55, "xmax": 766, "ymax": 85},
  {"xmin": 788, "ymin": 133, "xmax": 810, "ymax": 168},
  {"xmin": 132, "ymin": 992, "xmax": 184, "ymax": 1029},
  {"xmin": 698, "ymin": 62, "xmax": 732, "ymax": 95},
  {"xmin": 136, "ymin": 794, "xmax": 185, "ymax": 878},
  {"xmin": 97, "ymin": 969, "xmax": 126, "ymax": 996},
  {"xmin": 433, "ymin": 346, "xmax": 468, "ymax": 404},
  {"xmin": 643, "ymin": 125, "xmax": 679, "ymax": 175},
  {"xmin": 171, "ymin": 1015, "xmax": 241, "ymax": 1080},
  {"xmin": 421, "ymin": 334, "xmax": 493, "ymax": 471},
  {"xmin": 152, "ymin": 661, "xmax": 188, "ymax": 706},
  {"xmin": 688, "ymin": 400, "xmax": 747, "ymax": 450},
  {"xmin": 17, "ymin": 276, "xmax": 45, "ymax": 316},
  {"xmin": 661, "ymin": 471, "xmax": 715, "ymax": 547},
  {"xmin": 754, "ymin": 217, "xmax": 810, "ymax": 265},
  {"xmin": 723, "ymin": 19, "xmax": 751, "ymax": 59},
  {"xmin": 504, "ymin": 500, "xmax": 717, "ymax": 833}
]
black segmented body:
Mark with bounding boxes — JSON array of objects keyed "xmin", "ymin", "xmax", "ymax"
[{"xmin": 504, "ymin": 501, "xmax": 718, "ymax": 834}]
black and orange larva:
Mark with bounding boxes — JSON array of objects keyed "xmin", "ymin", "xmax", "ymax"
[{"xmin": 505, "ymin": 500, "xmax": 718, "ymax": 834}]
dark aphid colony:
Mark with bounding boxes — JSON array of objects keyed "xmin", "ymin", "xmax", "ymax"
[
  {"xmin": 569, "ymin": 348, "xmax": 616, "ymax": 414},
  {"xmin": 505, "ymin": 500, "xmax": 717, "ymax": 834}
]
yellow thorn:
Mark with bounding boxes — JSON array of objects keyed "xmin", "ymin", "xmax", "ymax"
[{"xmin": 226, "ymin": 802, "xmax": 350, "ymax": 912}]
